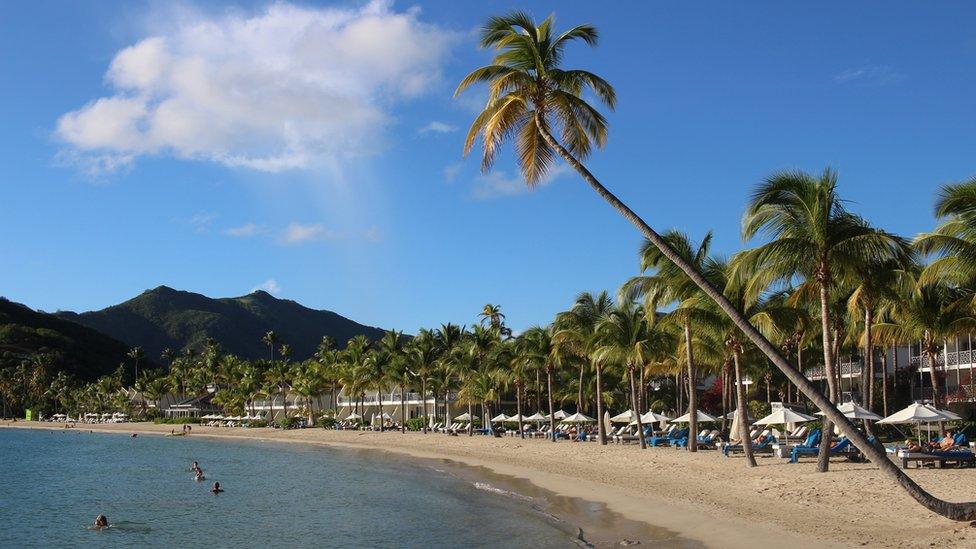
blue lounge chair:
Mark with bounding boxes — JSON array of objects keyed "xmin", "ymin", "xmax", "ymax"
[
  {"xmin": 675, "ymin": 430, "xmax": 718, "ymax": 448},
  {"xmin": 790, "ymin": 434, "xmax": 852, "ymax": 463},
  {"xmin": 722, "ymin": 434, "xmax": 775, "ymax": 456},
  {"xmin": 648, "ymin": 427, "xmax": 687, "ymax": 447}
]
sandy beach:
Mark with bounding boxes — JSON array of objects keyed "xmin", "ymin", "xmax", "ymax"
[{"xmin": 6, "ymin": 421, "xmax": 975, "ymax": 548}]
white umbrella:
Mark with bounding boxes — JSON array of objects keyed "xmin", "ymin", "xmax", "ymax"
[
  {"xmin": 723, "ymin": 409, "xmax": 754, "ymax": 421},
  {"xmin": 754, "ymin": 408, "xmax": 816, "ymax": 445},
  {"xmin": 454, "ymin": 412, "xmax": 472, "ymax": 421},
  {"xmin": 345, "ymin": 413, "xmax": 362, "ymax": 421},
  {"xmin": 548, "ymin": 409, "xmax": 568, "ymax": 420},
  {"xmin": 524, "ymin": 412, "xmax": 548, "ymax": 422},
  {"xmin": 491, "ymin": 413, "xmax": 510, "ymax": 423},
  {"xmin": 879, "ymin": 402, "xmax": 958, "ymax": 442},
  {"xmin": 507, "ymin": 414, "xmax": 526, "ymax": 422},
  {"xmin": 814, "ymin": 402, "xmax": 883, "ymax": 421},
  {"xmin": 560, "ymin": 412, "xmax": 596, "ymax": 423},
  {"xmin": 610, "ymin": 410, "xmax": 637, "ymax": 423},
  {"xmin": 670, "ymin": 410, "xmax": 720, "ymax": 423},
  {"xmin": 603, "ymin": 411, "xmax": 613, "ymax": 435},
  {"xmin": 630, "ymin": 411, "xmax": 671, "ymax": 426},
  {"xmin": 878, "ymin": 403, "xmax": 955, "ymax": 424}
]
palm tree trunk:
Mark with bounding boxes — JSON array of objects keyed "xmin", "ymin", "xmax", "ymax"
[
  {"xmin": 596, "ymin": 362, "xmax": 606, "ymax": 444},
  {"xmin": 683, "ymin": 322, "xmax": 698, "ymax": 452},
  {"xmin": 547, "ymin": 366, "xmax": 556, "ymax": 442},
  {"xmin": 536, "ymin": 120, "xmax": 976, "ymax": 520},
  {"xmin": 639, "ymin": 368, "xmax": 646, "ymax": 412},
  {"xmin": 881, "ymin": 350, "xmax": 889, "ymax": 417},
  {"xmin": 629, "ymin": 366, "xmax": 647, "ymax": 449},
  {"xmin": 577, "ymin": 363, "xmax": 585, "ymax": 412},
  {"xmin": 400, "ymin": 383, "xmax": 406, "ymax": 434},
  {"xmin": 733, "ymin": 348, "xmax": 756, "ymax": 467},
  {"xmin": 816, "ymin": 283, "xmax": 838, "ymax": 473},
  {"xmin": 378, "ymin": 391, "xmax": 384, "ymax": 432},
  {"xmin": 516, "ymin": 384, "xmax": 524, "ymax": 439},
  {"xmin": 467, "ymin": 401, "xmax": 473, "ymax": 436},
  {"xmin": 422, "ymin": 378, "xmax": 428, "ymax": 434}
]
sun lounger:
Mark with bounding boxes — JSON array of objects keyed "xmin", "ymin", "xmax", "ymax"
[
  {"xmin": 790, "ymin": 432, "xmax": 859, "ymax": 463},
  {"xmin": 897, "ymin": 449, "xmax": 976, "ymax": 469},
  {"xmin": 723, "ymin": 434, "xmax": 776, "ymax": 456},
  {"xmin": 648, "ymin": 427, "xmax": 688, "ymax": 447}
]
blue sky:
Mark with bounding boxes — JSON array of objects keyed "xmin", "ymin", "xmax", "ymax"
[{"xmin": 1, "ymin": 1, "xmax": 974, "ymax": 333}]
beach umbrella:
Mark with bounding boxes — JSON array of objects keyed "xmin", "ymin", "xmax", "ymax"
[
  {"xmin": 723, "ymin": 409, "xmax": 754, "ymax": 421},
  {"xmin": 670, "ymin": 410, "xmax": 719, "ymax": 423},
  {"xmin": 454, "ymin": 412, "xmax": 472, "ymax": 421},
  {"xmin": 507, "ymin": 414, "xmax": 526, "ymax": 423},
  {"xmin": 814, "ymin": 402, "xmax": 882, "ymax": 421},
  {"xmin": 603, "ymin": 411, "xmax": 612, "ymax": 435},
  {"xmin": 610, "ymin": 410, "xmax": 637, "ymax": 423},
  {"xmin": 524, "ymin": 412, "xmax": 547, "ymax": 423},
  {"xmin": 547, "ymin": 409, "xmax": 568, "ymax": 420},
  {"xmin": 879, "ymin": 402, "xmax": 958, "ymax": 441},
  {"xmin": 754, "ymin": 408, "xmax": 816, "ymax": 445},
  {"xmin": 345, "ymin": 412, "xmax": 362, "ymax": 421},
  {"xmin": 491, "ymin": 413, "xmax": 510, "ymax": 423},
  {"xmin": 878, "ymin": 403, "xmax": 955, "ymax": 424},
  {"xmin": 560, "ymin": 412, "xmax": 596, "ymax": 423},
  {"xmin": 631, "ymin": 411, "xmax": 671, "ymax": 426}
]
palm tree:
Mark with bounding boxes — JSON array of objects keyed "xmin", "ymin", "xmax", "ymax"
[
  {"xmin": 874, "ymin": 280, "xmax": 976, "ymax": 411},
  {"xmin": 916, "ymin": 177, "xmax": 976, "ymax": 290},
  {"xmin": 457, "ymin": 12, "xmax": 976, "ymax": 519},
  {"xmin": 593, "ymin": 303, "xmax": 655, "ymax": 449},
  {"xmin": 262, "ymin": 331, "xmax": 279, "ymax": 368},
  {"xmin": 622, "ymin": 230, "xmax": 713, "ymax": 451},
  {"xmin": 161, "ymin": 348, "xmax": 175, "ymax": 374},
  {"xmin": 518, "ymin": 326, "xmax": 562, "ymax": 441},
  {"xmin": 739, "ymin": 169, "xmax": 908, "ymax": 471},
  {"xmin": 554, "ymin": 291, "xmax": 614, "ymax": 444},
  {"xmin": 127, "ymin": 346, "xmax": 145, "ymax": 384},
  {"xmin": 407, "ymin": 330, "xmax": 438, "ymax": 433}
]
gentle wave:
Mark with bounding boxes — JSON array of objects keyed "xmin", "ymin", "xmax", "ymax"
[{"xmin": 472, "ymin": 481, "xmax": 534, "ymax": 502}]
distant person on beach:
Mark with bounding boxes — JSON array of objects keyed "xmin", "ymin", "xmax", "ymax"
[
  {"xmin": 93, "ymin": 515, "xmax": 109, "ymax": 529},
  {"xmin": 211, "ymin": 482, "xmax": 223, "ymax": 494}
]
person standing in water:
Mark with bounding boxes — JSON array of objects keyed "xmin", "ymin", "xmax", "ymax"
[
  {"xmin": 93, "ymin": 515, "xmax": 109, "ymax": 529},
  {"xmin": 211, "ymin": 482, "xmax": 223, "ymax": 494}
]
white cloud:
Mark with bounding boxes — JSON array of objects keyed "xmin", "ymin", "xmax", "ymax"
[
  {"xmin": 833, "ymin": 65, "xmax": 906, "ymax": 85},
  {"xmin": 443, "ymin": 162, "xmax": 462, "ymax": 183},
  {"xmin": 363, "ymin": 226, "xmax": 382, "ymax": 242},
  {"xmin": 419, "ymin": 121, "xmax": 457, "ymax": 134},
  {"xmin": 279, "ymin": 222, "xmax": 338, "ymax": 245},
  {"xmin": 56, "ymin": 1, "xmax": 455, "ymax": 174},
  {"xmin": 223, "ymin": 222, "xmax": 262, "ymax": 237},
  {"xmin": 251, "ymin": 278, "xmax": 281, "ymax": 295},
  {"xmin": 471, "ymin": 164, "xmax": 573, "ymax": 200},
  {"xmin": 185, "ymin": 211, "xmax": 217, "ymax": 233}
]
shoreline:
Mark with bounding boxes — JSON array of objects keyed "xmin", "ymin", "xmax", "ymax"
[{"xmin": 6, "ymin": 421, "xmax": 975, "ymax": 548}]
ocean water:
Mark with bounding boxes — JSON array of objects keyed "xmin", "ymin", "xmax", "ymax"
[{"xmin": 0, "ymin": 428, "xmax": 690, "ymax": 548}]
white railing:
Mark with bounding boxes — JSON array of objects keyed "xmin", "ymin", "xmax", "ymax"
[{"xmin": 336, "ymin": 392, "xmax": 445, "ymax": 406}]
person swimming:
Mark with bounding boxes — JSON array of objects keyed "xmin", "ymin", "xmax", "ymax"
[
  {"xmin": 211, "ymin": 482, "xmax": 223, "ymax": 494},
  {"xmin": 190, "ymin": 461, "xmax": 200, "ymax": 472},
  {"xmin": 195, "ymin": 470, "xmax": 206, "ymax": 481},
  {"xmin": 93, "ymin": 515, "xmax": 109, "ymax": 529}
]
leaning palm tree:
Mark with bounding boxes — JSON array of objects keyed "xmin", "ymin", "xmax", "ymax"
[
  {"xmin": 457, "ymin": 12, "xmax": 976, "ymax": 519},
  {"xmin": 739, "ymin": 169, "xmax": 909, "ymax": 471}
]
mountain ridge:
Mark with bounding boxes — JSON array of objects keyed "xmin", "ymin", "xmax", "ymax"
[{"xmin": 55, "ymin": 285, "xmax": 388, "ymax": 362}]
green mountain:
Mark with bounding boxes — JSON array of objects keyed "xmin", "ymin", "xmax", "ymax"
[
  {"xmin": 0, "ymin": 297, "xmax": 132, "ymax": 381},
  {"xmin": 55, "ymin": 286, "xmax": 387, "ymax": 362}
]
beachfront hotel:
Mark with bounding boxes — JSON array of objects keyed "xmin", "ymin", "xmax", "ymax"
[{"xmin": 804, "ymin": 337, "xmax": 976, "ymax": 411}]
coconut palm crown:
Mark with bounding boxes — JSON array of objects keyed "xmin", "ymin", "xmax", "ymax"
[{"xmin": 456, "ymin": 12, "xmax": 616, "ymax": 185}]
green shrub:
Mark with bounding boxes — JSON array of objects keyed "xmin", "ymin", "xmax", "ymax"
[
  {"xmin": 405, "ymin": 418, "xmax": 426, "ymax": 431},
  {"xmin": 247, "ymin": 420, "xmax": 267, "ymax": 428},
  {"xmin": 278, "ymin": 416, "xmax": 298, "ymax": 430},
  {"xmin": 143, "ymin": 408, "xmax": 163, "ymax": 421},
  {"xmin": 316, "ymin": 416, "xmax": 337, "ymax": 429},
  {"xmin": 747, "ymin": 400, "xmax": 770, "ymax": 421}
]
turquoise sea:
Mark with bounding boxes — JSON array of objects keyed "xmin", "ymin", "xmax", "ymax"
[{"xmin": 0, "ymin": 428, "xmax": 691, "ymax": 548}]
